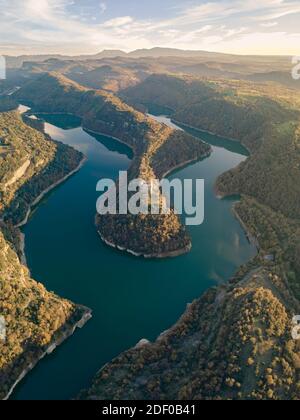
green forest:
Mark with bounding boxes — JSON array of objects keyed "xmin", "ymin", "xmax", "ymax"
[
  {"xmin": 2, "ymin": 70, "xmax": 300, "ymax": 400},
  {"xmin": 0, "ymin": 110, "xmax": 83, "ymax": 225},
  {"xmin": 80, "ymin": 273, "xmax": 300, "ymax": 400},
  {"xmin": 0, "ymin": 107, "xmax": 89, "ymax": 400},
  {"xmin": 79, "ymin": 74, "xmax": 300, "ymax": 400},
  {"xmin": 16, "ymin": 73, "xmax": 211, "ymax": 257}
]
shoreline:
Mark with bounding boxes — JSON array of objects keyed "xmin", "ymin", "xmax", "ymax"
[
  {"xmin": 88, "ymin": 119, "xmax": 210, "ymax": 260},
  {"xmin": 171, "ymin": 118, "xmax": 251, "ymax": 155},
  {"xmin": 94, "ymin": 116, "xmax": 261, "ymax": 365},
  {"xmin": 173, "ymin": 118, "xmax": 258, "ymax": 251},
  {"xmin": 18, "ymin": 230, "xmax": 27, "ymax": 266},
  {"xmin": 161, "ymin": 150, "xmax": 211, "ymax": 179},
  {"xmin": 97, "ymin": 230, "xmax": 192, "ymax": 259},
  {"xmin": 1, "ymin": 113, "xmax": 91, "ymax": 400},
  {"xmin": 25, "ymin": 111, "xmax": 78, "ymax": 117},
  {"xmin": 232, "ymin": 203, "xmax": 260, "ymax": 250},
  {"xmin": 83, "ymin": 126, "xmax": 136, "ymax": 155},
  {"xmin": 13, "ymin": 155, "xmax": 87, "ymax": 268},
  {"xmin": 88, "ymin": 258, "xmax": 265, "ymax": 391},
  {"xmin": 3, "ymin": 307, "xmax": 92, "ymax": 401},
  {"xmin": 213, "ymin": 182, "xmax": 235, "ymax": 200},
  {"xmin": 88, "ymin": 299, "xmax": 197, "ymax": 385},
  {"xmin": 15, "ymin": 155, "xmax": 87, "ymax": 229},
  {"xmin": 172, "ymin": 118, "xmax": 238, "ymax": 141},
  {"xmin": 24, "ymin": 111, "xmax": 136, "ymax": 156},
  {"xmin": 26, "ymin": 110, "xmax": 210, "ymax": 260},
  {"xmin": 214, "ymin": 183, "xmax": 226, "ymax": 200},
  {"xmin": 15, "ymin": 107, "xmax": 260, "ymax": 398}
]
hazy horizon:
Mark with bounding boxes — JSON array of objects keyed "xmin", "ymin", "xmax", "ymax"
[
  {"xmin": 1, "ymin": 46, "xmax": 296, "ymax": 58},
  {"xmin": 1, "ymin": 0, "xmax": 300, "ymax": 56}
]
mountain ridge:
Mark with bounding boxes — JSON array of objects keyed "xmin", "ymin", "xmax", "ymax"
[{"xmin": 4, "ymin": 47, "xmax": 292, "ymax": 69}]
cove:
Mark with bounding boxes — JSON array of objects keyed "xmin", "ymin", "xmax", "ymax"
[{"xmin": 13, "ymin": 112, "xmax": 256, "ymax": 400}]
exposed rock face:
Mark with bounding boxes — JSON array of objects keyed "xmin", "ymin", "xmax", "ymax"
[{"xmin": 4, "ymin": 159, "xmax": 30, "ymax": 188}]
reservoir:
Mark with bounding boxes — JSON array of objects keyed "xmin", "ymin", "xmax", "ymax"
[{"xmin": 14, "ymin": 112, "xmax": 256, "ymax": 399}]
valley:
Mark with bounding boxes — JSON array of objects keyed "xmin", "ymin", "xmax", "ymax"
[
  {"xmin": 0, "ymin": 47, "xmax": 300, "ymax": 400},
  {"xmin": 79, "ymin": 73, "xmax": 300, "ymax": 400},
  {"xmin": 8, "ymin": 111, "xmax": 254, "ymax": 400}
]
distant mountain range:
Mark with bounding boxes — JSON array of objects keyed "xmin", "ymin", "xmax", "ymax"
[{"xmin": 4, "ymin": 47, "xmax": 292, "ymax": 68}]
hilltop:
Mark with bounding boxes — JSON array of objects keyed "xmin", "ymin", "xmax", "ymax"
[{"xmin": 5, "ymin": 48, "xmax": 298, "ymax": 93}]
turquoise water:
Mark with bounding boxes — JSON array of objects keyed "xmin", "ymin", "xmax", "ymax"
[{"xmin": 14, "ymin": 113, "xmax": 256, "ymax": 400}]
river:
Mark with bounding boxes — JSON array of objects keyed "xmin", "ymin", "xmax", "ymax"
[{"xmin": 13, "ymin": 111, "xmax": 256, "ymax": 400}]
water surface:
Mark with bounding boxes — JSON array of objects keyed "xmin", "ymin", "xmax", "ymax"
[{"xmin": 14, "ymin": 113, "xmax": 256, "ymax": 400}]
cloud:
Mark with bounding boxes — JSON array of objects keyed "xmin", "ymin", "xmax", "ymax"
[
  {"xmin": 212, "ymin": 31, "xmax": 300, "ymax": 55},
  {"xmin": 260, "ymin": 21, "xmax": 278, "ymax": 27},
  {"xmin": 0, "ymin": 0, "xmax": 300, "ymax": 55},
  {"xmin": 100, "ymin": 2, "xmax": 107, "ymax": 14},
  {"xmin": 253, "ymin": 0, "xmax": 300, "ymax": 21},
  {"xmin": 103, "ymin": 16, "xmax": 134, "ymax": 28}
]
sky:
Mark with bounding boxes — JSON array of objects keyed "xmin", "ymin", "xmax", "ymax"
[{"xmin": 0, "ymin": 0, "xmax": 300, "ymax": 56}]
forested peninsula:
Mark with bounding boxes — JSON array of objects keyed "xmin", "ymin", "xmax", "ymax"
[{"xmin": 15, "ymin": 73, "xmax": 211, "ymax": 257}]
